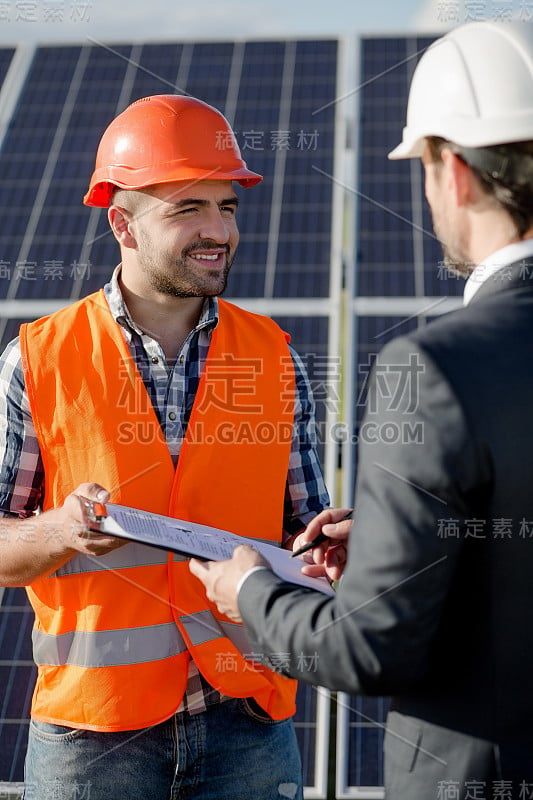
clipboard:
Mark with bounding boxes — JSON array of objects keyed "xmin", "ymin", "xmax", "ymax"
[
  {"xmin": 78, "ymin": 497, "xmax": 334, "ymax": 596},
  {"xmin": 79, "ymin": 496, "xmax": 108, "ymax": 531}
]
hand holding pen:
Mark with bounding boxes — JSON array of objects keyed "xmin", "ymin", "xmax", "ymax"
[
  {"xmin": 292, "ymin": 509, "xmax": 353, "ymax": 557},
  {"xmin": 291, "ymin": 508, "xmax": 353, "ymax": 583}
]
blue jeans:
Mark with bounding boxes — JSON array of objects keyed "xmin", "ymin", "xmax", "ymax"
[{"xmin": 23, "ymin": 698, "xmax": 303, "ymax": 800}]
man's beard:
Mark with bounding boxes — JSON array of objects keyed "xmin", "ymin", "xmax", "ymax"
[
  {"xmin": 140, "ymin": 237, "xmax": 234, "ymax": 297},
  {"xmin": 440, "ymin": 243, "xmax": 475, "ymax": 278},
  {"xmin": 432, "ymin": 210, "xmax": 475, "ymax": 278}
]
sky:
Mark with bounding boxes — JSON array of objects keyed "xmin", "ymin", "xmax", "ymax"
[{"xmin": 0, "ymin": 0, "xmax": 497, "ymax": 47}]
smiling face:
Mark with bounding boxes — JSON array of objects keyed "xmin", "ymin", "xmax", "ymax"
[{"xmin": 111, "ymin": 179, "xmax": 240, "ymax": 298}]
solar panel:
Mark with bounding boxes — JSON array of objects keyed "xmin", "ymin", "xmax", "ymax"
[
  {"xmin": 0, "ymin": 36, "xmax": 340, "ymax": 798},
  {"xmin": 295, "ymin": 685, "xmax": 330, "ymax": 797},
  {"xmin": 336, "ymin": 694, "xmax": 390, "ymax": 797},
  {"xmin": 0, "ymin": 48, "xmax": 15, "ymax": 87},
  {"xmin": 0, "ymin": 587, "xmax": 35, "ymax": 783},
  {"xmin": 355, "ymin": 34, "xmax": 463, "ymax": 300}
]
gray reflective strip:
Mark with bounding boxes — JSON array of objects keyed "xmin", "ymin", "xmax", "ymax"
[
  {"xmin": 32, "ymin": 623, "xmax": 187, "ymax": 668},
  {"xmin": 179, "ymin": 610, "xmax": 221, "ymax": 646},
  {"xmin": 179, "ymin": 610, "xmax": 253, "ymax": 655},
  {"xmin": 53, "ymin": 542, "xmax": 169, "ymax": 577},
  {"xmin": 219, "ymin": 619, "xmax": 254, "ymax": 656}
]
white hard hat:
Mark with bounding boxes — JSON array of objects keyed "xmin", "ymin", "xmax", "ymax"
[{"xmin": 389, "ymin": 21, "xmax": 533, "ymax": 160}]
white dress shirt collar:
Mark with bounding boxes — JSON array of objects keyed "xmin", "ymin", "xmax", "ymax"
[{"xmin": 464, "ymin": 238, "xmax": 533, "ymax": 305}]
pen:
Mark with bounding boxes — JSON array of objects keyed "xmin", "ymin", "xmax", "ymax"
[{"xmin": 291, "ymin": 510, "xmax": 353, "ymax": 558}]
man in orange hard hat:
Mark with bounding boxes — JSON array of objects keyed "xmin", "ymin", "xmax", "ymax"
[{"xmin": 0, "ymin": 94, "xmax": 330, "ymax": 799}]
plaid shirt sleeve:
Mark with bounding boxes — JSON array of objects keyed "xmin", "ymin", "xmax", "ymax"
[
  {"xmin": 282, "ymin": 345, "xmax": 330, "ymax": 537},
  {"xmin": 0, "ymin": 337, "xmax": 44, "ymax": 517}
]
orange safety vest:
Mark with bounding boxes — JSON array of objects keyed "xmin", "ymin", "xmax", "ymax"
[{"xmin": 20, "ymin": 291, "xmax": 297, "ymax": 731}]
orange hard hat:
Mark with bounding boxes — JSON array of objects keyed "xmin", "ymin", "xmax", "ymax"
[{"xmin": 83, "ymin": 94, "xmax": 262, "ymax": 207}]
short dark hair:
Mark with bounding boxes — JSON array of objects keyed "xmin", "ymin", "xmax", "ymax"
[{"xmin": 427, "ymin": 136, "xmax": 533, "ymax": 238}]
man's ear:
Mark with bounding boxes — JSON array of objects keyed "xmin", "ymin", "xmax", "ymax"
[
  {"xmin": 442, "ymin": 148, "xmax": 475, "ymax": 208},
  {"xmin": 108, "ymin": 206, "xmax": 137, "ymax": 249}
]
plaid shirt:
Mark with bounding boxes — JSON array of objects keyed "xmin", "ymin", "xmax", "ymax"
[{"xmin": 0, "ymin": 268, "xmax": 329, "ymax": 713}]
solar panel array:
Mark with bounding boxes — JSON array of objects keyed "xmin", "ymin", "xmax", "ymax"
[
  {"xmin": 0, "ymin": 39, "xmax": 337, "ymax": 307},
  {"xmin": 0, "ymin": 30, "xmax": 467, "ymax": 799}
]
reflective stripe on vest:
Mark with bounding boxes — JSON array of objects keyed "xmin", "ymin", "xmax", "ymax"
[
  {"xmin": 54, "ymin": 539, "xmax": 275, "ymax": 578},
  {"xmin": 21, "ymin": 294, "xmax": 297, "ymax": 730},
  {"xmin": 53, "ymin": 542, "xmax": 171, "ymax": 577},
  {"xmin": 179, "ymin": 609, "xmax": 253, "ymax": 655},
  {"xmin": 33, "ymin": 622, "xmax": 187, "ymax": 667}
]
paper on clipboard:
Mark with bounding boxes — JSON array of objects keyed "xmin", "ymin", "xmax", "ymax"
[{"xmin": 99, "ymin": 502, "xmax": 335, "ymax": 596}]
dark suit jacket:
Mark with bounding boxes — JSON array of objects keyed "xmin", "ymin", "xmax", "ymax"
[{"xmin": 239, "ymin": 260, "xmax": 533, "ymax": 796}]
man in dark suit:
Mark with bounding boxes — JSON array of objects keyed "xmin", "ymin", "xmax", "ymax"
[{"xmin": 190, "ymin": 21, "xmax": 533, "ymax": 797}]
